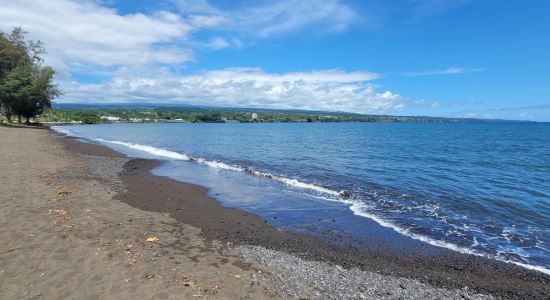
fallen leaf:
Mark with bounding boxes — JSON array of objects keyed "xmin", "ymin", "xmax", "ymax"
[
  {"xmin": 57, "ymin": 187, "xmax": 71, "ymax": 195},
  {"xmin": 146, "ymin": 236, "xmax": 159, "ymax": 243},
  {"xmin": 48, "ymin": 208, "xmax": 69, "ymax": 216}
]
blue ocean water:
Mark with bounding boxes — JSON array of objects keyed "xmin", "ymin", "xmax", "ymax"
[{"xmin": 53, "ymin": 122, "xmax": 550, "ymax": 274}]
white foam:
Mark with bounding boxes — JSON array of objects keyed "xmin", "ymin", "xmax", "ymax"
[
  {"xmin": 245, "ymin": 169, "xmax": 343, "ymax": 197},
  {"xmin": 51, "ymin": 126, "xmax": 72, "ymax": 136},
  {"xmin": 94, "ymin": 138, "xmax": 191, "ymax": 161},
  {"xmin": 193, "ymin": 157, "xmax": 244, "ymax": 172},
  {"xmin": 348, "ymin": 201, "xmax": 550, "ymax": 275}
]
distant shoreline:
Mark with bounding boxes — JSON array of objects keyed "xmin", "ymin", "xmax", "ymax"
[
  {"xmin": 34, "ymin": 103, "xmax": 537, "ymax": 124},
  {"xmin": 38, "ymin": 118, "xmax": 538, "ymax": 126}
]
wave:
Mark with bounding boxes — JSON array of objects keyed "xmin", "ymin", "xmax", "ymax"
[
  {"xmin": 94, "ymin": 138, "xmax": 192, "ymax": 160},
  {"xmin": 194, "ymin": 157, "xmax": 245, "ymax": 172},
  {"xmin": 49, "ymin": 127, "xmax": 550, "ymax": 275},
  {"xmin": 91, "ymin": 139, "xmax": 353, "ymax": 200},
  {"xmin": 349, "ymin": 202, "xmax": 550, "ymax": 275},
  {"xmin": 92, "ymin": 137, "xmax": 346, "ymax": 196},
  {"xmin": 51, "ymin": 126, "xmax": 72, "ymax": 136},
  {"xmin": 246, "ymin": 169, "xmax": 344, "ymax": 197}
]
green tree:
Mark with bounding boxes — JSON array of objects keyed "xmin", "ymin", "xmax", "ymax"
[
  {"xmin": 79, "ymin": 112, "xmax": 101, "ymax": 124},
  {"xmin": 0, "ymin": 63, "xmax": 32, "ymax": 122},
  {"xmin": 0, "ymin": 27, "xmax": 59, "ymax": 123},
  {"xmin": 18, "ymin": 66, "xmax": 60, "ymax": 123}
]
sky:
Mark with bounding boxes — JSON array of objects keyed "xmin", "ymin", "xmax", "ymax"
[{"xmin": 1, "ymin": 0, "xmax": 549, "ymax": 121}]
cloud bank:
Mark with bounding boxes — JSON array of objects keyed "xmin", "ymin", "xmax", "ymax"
[{"xmin": 62, "ymin": 68, "xmax": 403, "ymax": 113}]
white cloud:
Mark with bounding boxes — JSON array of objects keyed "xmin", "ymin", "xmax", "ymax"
[
  {"xmin": 60, "ymin": 68, "xmax": 403, "ymax": 114},
  {"xmin": 0, "ymin": 0, "xmax": 358, "ymax": 75},
  {"xmin": 204, "ymin": 37, "xmax": 230, "ymax": 50},
  {"xmin": 0, "ymin": 0, "xmax": 194, "ymax": 75},
  {"xmin": 232, "ymin": 0, "xmax": 356, "ymax": 37},
  {"xmin": 452, "ymin": 104, "xmax": 550, "ymax": 121},
  {"xmin": 401, "ymin": 67, "xmax": 485, "ymax": 77},
  {"xmin": 187, "ymin": 14, "xmax": 227, "ymax": 28},
  {"xmin": 0, "ymin": 0, "xmax": 403, "ymax": 114},
  {"xmin": 519, "ymin": 113, "xmax": 534, "ymax": 120},
  {"xmin": 175, "ymin": 0, "xmax": 357, "ymax": 37},
  {"xmin": 176, "ymin": 0, "xmax": 218, "ymax": 14}
]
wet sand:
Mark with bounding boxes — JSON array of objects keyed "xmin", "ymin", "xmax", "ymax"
[{"xmin": 1, "ymin": 126, "xmax": 549, "ymax": 299}]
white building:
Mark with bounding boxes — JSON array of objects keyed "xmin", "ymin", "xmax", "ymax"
[{"xmin": 101, "ymin": 116, "xmax": 121, "ymax": 122}]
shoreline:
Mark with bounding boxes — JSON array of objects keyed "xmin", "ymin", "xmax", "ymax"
[{"xmin": 57, "ymin": 129, "xmax": 550, "ymax": 299}]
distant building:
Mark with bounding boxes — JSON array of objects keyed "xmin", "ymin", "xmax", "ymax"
[
  {"xmin": 101, "ymin": 116, "xmax": 121, "ymax": 122},
  {"xmin": 251, "ymin": 113, "xmax": 258, "ymax": 120}
]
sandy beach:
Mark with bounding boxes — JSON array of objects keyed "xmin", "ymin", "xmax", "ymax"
[{"xmin": 1, "ymin": 126, "xmax": 549, "ymax": 299}]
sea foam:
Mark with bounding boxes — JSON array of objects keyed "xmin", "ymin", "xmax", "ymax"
[{"xmin": 94, "ymin": 138, "xmax": 191, "ymax": 160}]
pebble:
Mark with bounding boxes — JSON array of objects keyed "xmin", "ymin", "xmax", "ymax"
[{"xmin": 236, "ymin": 245, "xmax": 496, "ymax": 300}]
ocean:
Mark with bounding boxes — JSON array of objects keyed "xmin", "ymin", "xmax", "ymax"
[{"xmin": 52, "ymin": 122, "xmax": 550, "ymax": 274}]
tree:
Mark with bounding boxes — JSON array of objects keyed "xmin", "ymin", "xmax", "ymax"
[
  {"xmin": 79, "ymin": 112, "xmax": 101, "ymax": 124},
  {"xmin": 0, "ymin": 27, "xmax": 59, "ymax": 123},
  {"xmin": 0, "ymin": 63, "xmax": 33, "ymax": 122},
  {"xmin": 18, "ymin": 66, "xmax": 60, "ymax": 124},
  {"xmin": 1, "ymin": 28, "xmax": 31, "ymax": 122}
]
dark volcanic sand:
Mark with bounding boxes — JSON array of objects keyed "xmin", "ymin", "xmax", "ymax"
[{"xmin": 62, "ymin": 136, "xmax": 549, "ymax": 299}]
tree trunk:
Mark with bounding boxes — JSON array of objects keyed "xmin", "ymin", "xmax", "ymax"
[
  {"xmin": 25, "ymin": 116, "xmax": 30, "ymax": 125},
  {"xmin": 17, "ymin": 115, "xmax": 22, "ymax": 124},
  {"xmin": 6, "ymin": 114, "xmax": 12, "ymax": 123}
]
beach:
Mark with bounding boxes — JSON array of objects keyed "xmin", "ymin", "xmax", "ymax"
[{"xmin": 1, "ymin": 126, "xmax": 549, "ymax": 299}]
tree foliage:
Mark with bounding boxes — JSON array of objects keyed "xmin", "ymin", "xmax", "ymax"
[
  {"xmin": 0, "ymin": 27, "xmax": 60, "ymax": 124},
  {"xmin": 79, "ymin": 112, "xmax": 101, "ymax": 124}
]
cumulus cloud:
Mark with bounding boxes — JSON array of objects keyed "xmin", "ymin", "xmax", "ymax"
[
  {"xmin": 0, "ymin": 0, "xmax": 195, "ymax": 75},
  {"xmin": 0, "ymin": 0, "xmax": 358, "ymax": 74},
  {"xmin": 0, "ymin": 0, "xmax": 405, "ymax": 114},
  {"xmin": 60, "ymin": 68, "xmax": 403, "ymax": 114}
]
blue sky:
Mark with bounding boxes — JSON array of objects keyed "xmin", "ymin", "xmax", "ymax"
[{"xmin": 1, "ymin": 0, "xmax": 549, "ymax": 120}]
